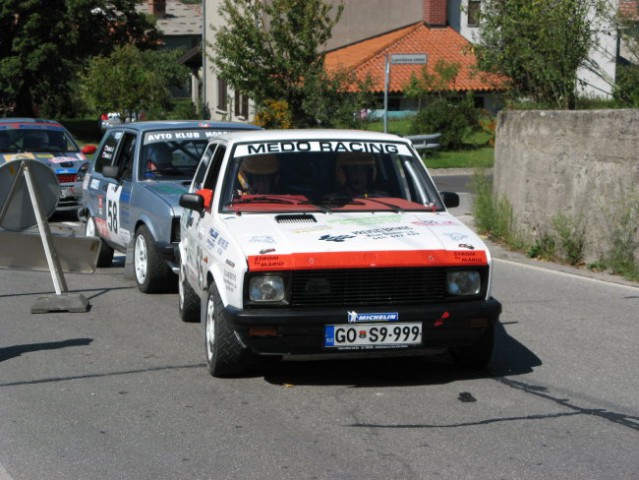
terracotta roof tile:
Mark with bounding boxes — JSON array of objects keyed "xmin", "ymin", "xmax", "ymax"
[{"xmin": 325, "ymin": 22, "xmax": 507, "ymax": 93}]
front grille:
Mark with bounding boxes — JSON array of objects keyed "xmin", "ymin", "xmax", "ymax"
[
  {"xmin": 288, "ymin": 267, "xmax": 450, "ymax": 307},
  {"xmin": 57, "ymin": 173, "xmax": 77, "ymax": 184}
]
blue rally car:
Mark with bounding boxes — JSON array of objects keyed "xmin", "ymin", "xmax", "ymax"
[
  {"xmin": 79, "ymin": 120, "xmax": 262, "ymax": 293},
  {"xmin": 0, "ymin": 118, "xmax": 96, "ymax": 213}
]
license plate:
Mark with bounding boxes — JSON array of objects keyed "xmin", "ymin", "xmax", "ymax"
[{"xmin": 324, "ymin": 322, "xmax": 422, "ymax": 349}]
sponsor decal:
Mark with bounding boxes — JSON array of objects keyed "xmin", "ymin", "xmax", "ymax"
[
  {"xmin": 458, "ymin": 243, "xmax": 475, "ymax": 250},
  {"xmin": 225, "ymin": 259, "xmax": 235, "ymax": 268},
  {"xmin": 259, "ymin": 248, "xmax": 276, "ymax": 254},
  {"xmin": 351, "ymin": 226, "xmax": 418, "ymax": 240},
  {"xmin": 319, "ymin": 234, "xmax": 355, "ymax": 242},
  {"xmin": 442, "ymin": 232, "xmax": 469, "ymax": 241},
  {"xmin": 247, "ymin": 249, "xmax": 488, "ymax": 271},
  {"xmin": 327, "ymin": 215, "xmax": 401, "ymax": 226},
  {"xmin": 49, "ymin": 156, "xmax": 79, "ymax": 164},
  {"xmin": 251, "ymin": 255, "xmax": 285, "ymax": 269},
  {"xmin": 248, "ymin": 235, "xmax": 276, "ymax": 244},
  {"xmin": 348, "ymin": 311, "xmax": 399, "ymax": 323},
  {"xmin": 235, "ymin": 141, "xmax": 412, "ymax": 157},
  {"xmin": 144, "ymin": 130, "xmax": 230, "ymax": 145},
  {"xmin": 412, "ymin": 219, "xmax": 460, "ymax": 227},
  {"xmin": 290, "ymin": 225, "xmax": 332, "ymax": 234},
  {"xmin": 452, "ymin": 250, "xmax": 484, "ymax": 264},
  {"xmin": 223, "ymin": 269, "xmax": 237, "ymax": 293}
]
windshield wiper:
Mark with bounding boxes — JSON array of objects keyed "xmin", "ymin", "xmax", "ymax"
[{"xmin": 228, "ymin": 195, "xmax": 296, "ymax": 205}]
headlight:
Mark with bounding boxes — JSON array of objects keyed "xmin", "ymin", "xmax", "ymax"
[
  {"xmin": 446, "ymin": 270, "xmax": 481, "ymax": 296},
  {"xmin": 249, "ymin": 275, "xmax": 285, "ymax": 302}
]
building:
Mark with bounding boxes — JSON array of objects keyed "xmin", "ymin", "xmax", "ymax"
[
  {"xmin": 142, "ymin": 0, "xmax": 203, "ymax": 110},
  {"xmin": 202, "ymin": 0, "xmax": 620, "ymax": 122}
]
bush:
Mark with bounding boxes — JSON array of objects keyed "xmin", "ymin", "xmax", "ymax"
[{"xmin": 408, "ymin": 94, "xmax": 480, "ymax": 150}]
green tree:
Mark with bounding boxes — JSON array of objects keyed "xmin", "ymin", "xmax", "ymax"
[
  {"xmin": 81, "ymin": 45, "xmax": 190, "ymax": 121},
  {"xmin": 614, "ymin": 4, "xmax": 639, "ymax": 107},
  {"xmin": 474, "ymin": 0, "xmax": 609, "ymax": 109},
  {"xmin": 212, "ymin": 0, "xmax": 347, "ymax": 127},
  {"xmin": 0, "ymin": 0, "xmax": 159, "ymax": 117}
]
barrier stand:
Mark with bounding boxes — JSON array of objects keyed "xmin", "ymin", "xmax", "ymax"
[{"xmin": 0, "ymin": 159, "xmax": 91, "ymax": 313}]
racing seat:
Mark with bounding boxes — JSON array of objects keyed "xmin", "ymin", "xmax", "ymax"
[{"xmin": 145, "ymin": 143, "xmax": 174, "ymax": 174}]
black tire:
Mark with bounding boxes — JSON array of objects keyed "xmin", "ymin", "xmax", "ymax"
[
  {"xmin": 204, "ymin": 283, "xmax": 250, "ymax": 377},
  {"xmin": 178, "ymin": 260, "xmax": 200, "ymax": 322},
  {"xmin": 449, "ymin": 323, "xmax": 495, "ymax": 369},
  {"xmin": 133, "ymin": 224, "xmax": 174, "ymax": 293},
  {"xmin": 85, "ymin": 215, "xmax": 114, "ymax": 268}
]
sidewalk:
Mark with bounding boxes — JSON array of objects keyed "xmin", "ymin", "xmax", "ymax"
[{"xmin": 447, "ymin": 190, "xmax": 639, "ymax": 289}]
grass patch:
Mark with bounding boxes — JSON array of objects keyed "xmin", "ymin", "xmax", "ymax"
[{"xmin": 366, "ymin": 119, "xmax": 494, "ymax": 169}]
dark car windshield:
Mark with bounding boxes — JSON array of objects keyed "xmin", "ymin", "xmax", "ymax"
[
  {"xmin": 140, "ymin": 130, "xmax": 228, "ymax": 181},
  {"xmin": 0, "ymin": 127, "xmax": 80, "ymax": 154}
]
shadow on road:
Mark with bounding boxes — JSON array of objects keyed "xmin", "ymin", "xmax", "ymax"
[
  {"xmin": 0, "ymin": 338, "xmax": 93, "ymax": 363},
  {"xmin": 260, "ymin": 322, "xmax": 541, "ymax": 387}
]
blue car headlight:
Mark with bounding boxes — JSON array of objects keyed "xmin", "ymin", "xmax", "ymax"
[
  {"xmin": 446, "ymin": 270, "xmax": 481, "ymax": 296},
  {"xmin": 249, "ymin": 275, "xmax": 285, "ymax": 302}
]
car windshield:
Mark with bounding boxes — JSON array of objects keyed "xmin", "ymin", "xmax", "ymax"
[
  {"xmin": 0, "ymin": 127, "xmax": 80, "ymax": 154},
  {"xmin": 140, "ymin": 130, "xmax": 223, "ymax": 181},
  {"xmin": 221, "ymin": 139, "xmax": 444, "ymax": 213}
]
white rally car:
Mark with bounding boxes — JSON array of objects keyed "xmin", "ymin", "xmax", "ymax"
[{"xmin": 178, "ymin": 129, "xmax": 502, "ymax": 377}]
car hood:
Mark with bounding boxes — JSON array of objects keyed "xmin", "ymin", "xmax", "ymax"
[
  {"xmin": 220, "ymin": 211, "xmax": 490, "ymax": 271},
  {"xmin": 140, "ymin": 180, "xmax": 191, "ymax": 213},
  {"xmin": 0, "ymin": 152, "xmax": 87, "ymax": 174}
]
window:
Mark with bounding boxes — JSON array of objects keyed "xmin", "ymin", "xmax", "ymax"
[
  {"xmin": 94, "ymin": 130, "xmax": 122, "ymax": 173},
  {"xmin": 234, "ymin": 91, "xmax": 249, "ymax": 119},
  {"xmin": 217, "ymin": 78, "xmax": 228, "ymax": 111},
  {"xmin": 468, "ymin": 0, "xmax": 481, "ymax": 27}
]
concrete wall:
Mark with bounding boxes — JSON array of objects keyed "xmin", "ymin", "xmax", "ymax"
[{"xmin": 493, "ymin": 109, "xmax": 639, "ymax": 263}]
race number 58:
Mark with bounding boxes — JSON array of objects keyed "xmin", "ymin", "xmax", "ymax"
[{"xmin": 107, "ymin": 199, "xmax": 118, "ymax": 233}]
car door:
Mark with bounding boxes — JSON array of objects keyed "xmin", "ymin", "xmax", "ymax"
[
  {"xmin": 182, "ymin": 142, "xmax": 227, "ymax": 292},
  {"xmin": 85, "ymin": 128, "xmax": 137, "ymax": 251},
  {"xmin": 102, "ymin": 131, "xmax": 138, "ymax": 251}
]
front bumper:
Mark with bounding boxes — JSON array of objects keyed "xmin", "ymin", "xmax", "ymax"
[{"xmin": 225, "ymin": 297, "xmax": 502, "ymax": 357}]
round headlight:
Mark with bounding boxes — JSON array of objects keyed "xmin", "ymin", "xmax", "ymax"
[
  {"xmin": 446, "ymin": 270, "xmax": 481, "ymax": 296},
  {"xmin": 249, "ymin": 275, "xmax": 285, "ymax": 302}
]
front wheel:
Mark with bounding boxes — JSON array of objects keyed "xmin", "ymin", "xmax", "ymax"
[
  {"xmin": 178, "ymin": 260, "xmax": 200, "ymax": 322},
  {"xmin": 133, "ymin": 225, "xmax": 174, "ymax": 293},
  {"xmin": 449, "ymin": 323, "xmax": 495, "ymax": 369},
  {"xmin": 204, "ymin": 284, "xmax": 250, "ymax": 377},
  {"xmin": 85, "ymin": 215, "xmax": 114, "ymax": 268}
]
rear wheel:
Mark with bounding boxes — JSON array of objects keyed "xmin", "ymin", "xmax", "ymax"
[
  {"xmin": 178, "ymin": 260, "xmax": 200, "ymax": 322},
  {"xmin": 449, "ymin": 323, "xmax": 495, "ymax": 369},
  {"xmin": 133, "ymin": 225, "xmax": 174, "ymax": 293},
  {"xmin": 204, "ymin": 284, "xmax": 250, "ymax": 377},
  {"xmin": 85, "ymin": 215, "xmax": 114, "ymax": 268}
]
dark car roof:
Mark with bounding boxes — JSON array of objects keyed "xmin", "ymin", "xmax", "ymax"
[
  {"xmin": 0, "ymin": 118, "xmax": 66, "ymax": 130},
  {"xmin": 113, "ymin": 120, "xmax": 262, "ymax": 132}
]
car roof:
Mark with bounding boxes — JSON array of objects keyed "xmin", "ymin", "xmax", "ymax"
[
  {"xmin": 112, "ymin": 120, "xmax": 263, "ymax": 132},
  {"xmin": 0, "ymin": 118, "xmax": 64, "ymax": 127},
  {"xmin": 211, "ymin": 128, "xmax": 410, "ymax": 144}
]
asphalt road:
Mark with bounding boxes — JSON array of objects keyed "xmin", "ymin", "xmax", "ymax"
[{"xmin": 1, "ymin": 208, "xmax": 638, "ymax": 479}]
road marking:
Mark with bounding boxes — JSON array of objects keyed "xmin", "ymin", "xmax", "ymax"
[{"xmin": 494, "ymin": 258, "xmax": 639, "ymax": 291}]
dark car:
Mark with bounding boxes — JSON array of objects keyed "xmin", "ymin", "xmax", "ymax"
[
  {"xmin": 0, "ymin": 118, "xmax": 95, "ymax": 213},
  {"xmin": 79, "ymin": 120, "xmax": 262, "ymax": 293}
]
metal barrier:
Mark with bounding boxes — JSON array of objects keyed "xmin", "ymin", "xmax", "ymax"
[{"xmin": 405, "ymin": 133, "xmax": 441, "ymax": 153}]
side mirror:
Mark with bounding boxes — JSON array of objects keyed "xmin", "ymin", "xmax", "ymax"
[
  {"xmin": 81, "ymin": 144, "xmax": 97, "ymax": 155},
  {"xmin": 102, "ymin": 165, "xmax": 119, "ymax": 179},
  {"xmin": 440, "ymin": 191, "xmax": 460, "ymax": 208}
]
